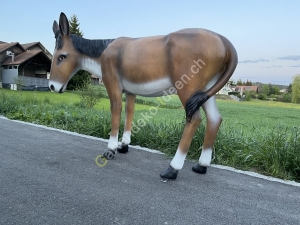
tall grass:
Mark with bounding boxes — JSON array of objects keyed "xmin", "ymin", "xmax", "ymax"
[
  {"xmin": 0, "ymin": 90, "xmax": 299, "ymax": 182},
  {"xmin": 213, "ymin": 124, "xmax": 300, "ymax": 180}
]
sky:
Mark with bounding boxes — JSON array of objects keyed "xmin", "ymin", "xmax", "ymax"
[{"xmin": 1, "ymin": 0, "xmax": 299, "ymax": 85}]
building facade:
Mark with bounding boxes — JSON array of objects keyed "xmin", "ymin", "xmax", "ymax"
[{"xmin": 0, "ymin": 41, "xmax": 52, "ymax": 90}]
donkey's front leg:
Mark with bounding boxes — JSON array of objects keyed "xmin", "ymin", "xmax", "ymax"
[
  {"xmin": 103, "ymin": 88, "xmax": 123, "ymax": 160},
  {"xmin": 118, "ymin": 93, "xmax": 136, "ymax": 153},
  {"xmin": 107, "ymin": 100, "xmax": 122, "ymax": 150}
]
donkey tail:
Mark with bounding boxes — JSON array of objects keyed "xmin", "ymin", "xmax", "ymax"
[{"xmin": 185, "ymin": 36, "xmax": 238, "ymax": 122}]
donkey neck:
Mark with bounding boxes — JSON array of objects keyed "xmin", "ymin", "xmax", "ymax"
[
  {"xmin": 80, "ymin": 57, "xmax": 102, "ymax": 78},
  {"xmin": 70, "ymin": 35, "xmax": 114, "ymax": 78}
]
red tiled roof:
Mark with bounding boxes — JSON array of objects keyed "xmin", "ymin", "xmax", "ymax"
[
  {"xmin": 235, "ymin": 86, "xmax": 258, "ymax": 91},
  {"xmin": 2, "ymin": 50, "xmax": 43, "ymax": 65}
]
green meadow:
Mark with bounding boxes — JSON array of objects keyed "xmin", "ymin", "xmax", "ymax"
[{"xmin": 0, "ymin": 88, "xmax": 299, "ymax": 182}]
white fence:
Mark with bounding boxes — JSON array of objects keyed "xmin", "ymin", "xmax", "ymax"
[{"xmin": 1, "ymin": 76, "xmax": 49, "ymax": 91}]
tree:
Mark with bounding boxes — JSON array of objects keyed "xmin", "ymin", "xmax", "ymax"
[
  {"xmin": 292, "ymin": 74, "xmax": 300, "ymax": 104},
  {"xmin": 273, "ymin": 86, "xmax": 280, "ymax": 95},
  {"xmin": 282, "ymin": 93, "xmax": 292, "ymax": 103},
  {"xmin": 244, "ymin": 91, "xmax": 251, "ymax": 101},
  {"xmin": 267, "ymin": 84, "xmax": 280, "ymax": 96},
  {"xmin": 66, "ymin": 15, "xmax": 90, "ymax": 90},
  {"xmin": 268, "ymin": 83, "xmax": 274, "ymax": 95},
  {"xmin": 263, "ymin": 84, "xmax": 270, "ymax": 95},
  {"xmin": 249, "ymin": 90, "xmax": 257, "ymax": 99},
  {"xmin": 287, "ymin": 83, "xmax": 292, "ymax": 94},
  {"xmin": 245, "ymin": 80, "xmax": 252, "ymax": 86},
  {"xmin": 69, "ymin": 15, "xmax": 84, "ymax": 37},
  {"xmin": 236, "ymin": 79, "xmax": 243, "ymax": 85}
]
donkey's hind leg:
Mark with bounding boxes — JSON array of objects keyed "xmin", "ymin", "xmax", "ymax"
[
  {"xmin": 160, "ymin": 110, "xmax": 202, "ymax": 180},
  {"xmin": 118, "ymin": 93, "xmax": 136, "ymax": 153},
  {"xmin": 192, "ymin": 96, "xmax": 222, "ymax": 174}
]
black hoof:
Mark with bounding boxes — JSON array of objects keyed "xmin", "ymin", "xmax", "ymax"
[
  {"xmin": 192, "ymin": 163, "xmax": 207, "ymax": 174},
  {"xmin": 103, "ymin": 150, "xmax": 115, "ymax": 160},
  {"xmin": 160, "ymin": 166, "xmax": 178, "ymax": 180},
  {"xmin": 117, "ymin": 145, "xmax": 128, "ymax": 153}
]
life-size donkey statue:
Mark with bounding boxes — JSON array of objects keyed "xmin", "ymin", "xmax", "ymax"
[{"xmin": 49, "ymin": 12, "xmax": 238, "ymax": 180}]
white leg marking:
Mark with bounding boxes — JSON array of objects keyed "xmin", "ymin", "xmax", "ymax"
[
  {"xmin": 199, "ymin": 148, "xmax": 212, "ymax": 166},
  {"xmin": 107, "ymin": 134, "xmax": 118, "ymax": 150},
  {"xmin": 200, "ymin": 96, "xmax": 221, "ymax": 167},
  {"xmin": 121, "ymin": 131, "xmax": 131, "ymax": 145},
  {"xmin": 202, "ymin": 96, "xmax": 222, "ymax": 126},
  {"xmin": 170, "ymin": 149, "xmax": 187, "ymax": 170}
]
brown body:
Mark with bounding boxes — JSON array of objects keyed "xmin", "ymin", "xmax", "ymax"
[
  {"xmin": 101, "ymin": 29, "xmax": 230, "ymax": 89},
  {"xmin": 49, "ymin": 13, "xmax": 238, "ymax": 180}
]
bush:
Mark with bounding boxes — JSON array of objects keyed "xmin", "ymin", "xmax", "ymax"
[
  {"xmin": 243, "ymin": 90, "xmax": 257, "ymax": 101},
  {"xmin": 76, "ymin": 84, "xmax": 106, "ymax": 108},
  {"xmin": 282, "ymin": 93, "xmax": 292, "ymax": 103},
  {"xmin": 67, "ymin": 70, "xmax": 91, "ymax": 91},
  {"xmin": 245, "ymin": 92, "xmax": 251, "ymax": 101},
  {"xmin": 13, "ymin": 77, "xmax": 21, "ymax": 89},
  {"xmin": 258, "ymin": 93, "xmax": 267, "ymax": 100}
]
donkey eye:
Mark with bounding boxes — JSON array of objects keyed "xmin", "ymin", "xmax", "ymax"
[{"xmin": 58, "ymin": 54, "xmax": 66, "ymax": 61}]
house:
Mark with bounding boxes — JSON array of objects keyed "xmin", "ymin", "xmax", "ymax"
[
  {"xmin": 235, "ymin": 86, "xmax": 258, "ymax": 96},
  {"xmin": 217, "ymin": 82, "xmax": 235, "ymax": 95},
  {"xmin": 0, "ymin": 41, "xmax": 52, "ymax": 90},
  {"xmin": 91, "ymin": 74, "xmax": 102, "ymax": 85}
]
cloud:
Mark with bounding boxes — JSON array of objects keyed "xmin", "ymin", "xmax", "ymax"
[
  {"xmin": 289, "ymin": 65, "xmax": 300, "ymax": 67},
  {"xmin": 239, "ymin": 59, "xmax": 269, "ymax": 64},
  {"xmin": 278, "ymin": 55, "xmax": 300, "ymax": 61},
  {"xmin": 261, "ymin": 65, "xmax": 282, "ymax": 68}
]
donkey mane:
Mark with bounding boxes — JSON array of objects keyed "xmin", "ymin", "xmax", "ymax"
[{"xmin": 55, "ymin": 32, "xmax": 114, "ymax": 58}]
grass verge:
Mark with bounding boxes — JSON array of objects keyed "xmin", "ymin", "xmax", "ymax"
[{"xmin": 0, "ymin": 89, "xmax": 299, "ymax": 182}]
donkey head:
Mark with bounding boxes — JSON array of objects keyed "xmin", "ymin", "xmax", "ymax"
[{"xmin": 49, "ymin": 13, "xmax": 80, "ymax": 93}]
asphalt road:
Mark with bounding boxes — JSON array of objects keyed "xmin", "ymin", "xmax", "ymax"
[{"xmin": 0, "ymin": 117, "xmax": 299, "ymax": 225}]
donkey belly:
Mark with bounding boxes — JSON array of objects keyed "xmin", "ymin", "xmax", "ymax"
[{"xmin": 121, "ymin": 77, "xmax": 173, "ymax": 97}]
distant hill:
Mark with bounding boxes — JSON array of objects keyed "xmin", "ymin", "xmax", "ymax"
[{"xmin": 252, "ymin": 82, "xmax": 288, "ymax": 90}]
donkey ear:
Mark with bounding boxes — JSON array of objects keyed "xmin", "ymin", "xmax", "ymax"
[
  {"xmin": 59, "ymin": 12, "xmax": 70, "ymax": 36},
  {"xmin": 52, "ymin": 20, "xmax": 59, "ymax": 34}
]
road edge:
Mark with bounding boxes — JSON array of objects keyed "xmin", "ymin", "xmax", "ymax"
[{"xmin": 1, "ymin": 115, "xmax": 299, "ymax": 187}]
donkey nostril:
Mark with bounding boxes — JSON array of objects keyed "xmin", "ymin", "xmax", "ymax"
[{"xmin": 50, "ymin": 85, "xmax": 55, "ymax": 91}]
